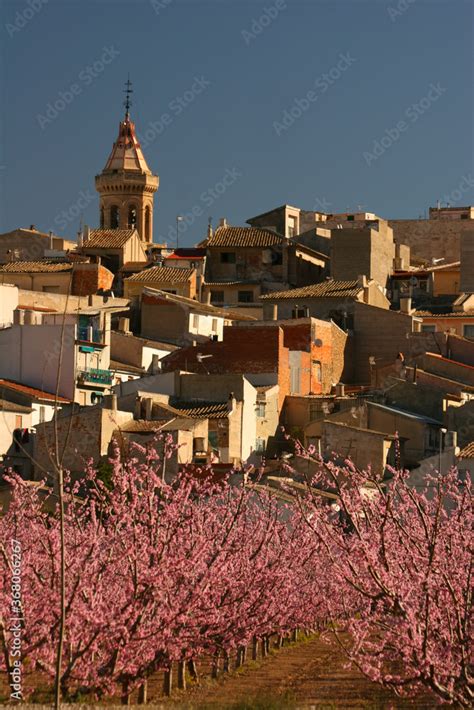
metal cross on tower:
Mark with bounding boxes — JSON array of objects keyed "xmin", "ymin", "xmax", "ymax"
[{"xmin": 123, "ymin": 77, "xmax": 133, "ymax": 118}]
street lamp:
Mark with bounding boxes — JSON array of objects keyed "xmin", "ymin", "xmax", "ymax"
[
  {"xmin": 176, "ymin": 215, "xmax": 184, "ymax": 250},
  {"xmin": 439, "ymin": 427, "xmax": 447, "ymax": 475}
]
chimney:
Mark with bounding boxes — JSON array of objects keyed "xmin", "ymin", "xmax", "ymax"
[
  {"xmin": 207, "ymin": 221, "xmax": 213, "ymax": 239},
  {"xmin": 205, "ymin": 290, "xmax": 211, "ymax": 305},
  {"xmin": 82, "ymin": 224, "xmax": 91, "ymax": 244},
  {"xmin": 219, "ymin": 217, "xmax": 227, "ymax": 228},
  {"xmin": 227, "ymin": 392, "xmax": 237, "ymax": 416},
  {"xmin": 151, "ymin": 354, "xmax": 161, "ymax": 374},
  {"xmin": 49, "ymin": 230, "xmax": 53, "ymax": 249},
  {"xmin": 110, "ymin": 393, "xmax": 118, "ymax": 411},
  {"xmin": 335, "ymin": 383, "xmax": 345, "ymax": 398},
  {"xmin": 118, "ymin": 317, "xmax": 130, "ymax": 334},
  {"xmin": 400, "ymin": 296, "xmax": 413, "ymax": 314},
  {"xmin": 13, "ymin": 309, "xmax": 25, "ymax": 325},
  {"xmin": 357, "ymin": 274, "xmax": 368, "ymax": 289},
  {"xmin": 29, "ymin": 224, "xmax": 35, "ymax": 231},
  {"xmin": 270, "ymin": 304, "xmax": 278, "ymax": 321},
  {"xmin": 144, "ymin": 397, "xmax": 153, "ymax": 420},
  {"xmin": 445, "ymin": 430, "xmax": 457, "ymax": 449}
]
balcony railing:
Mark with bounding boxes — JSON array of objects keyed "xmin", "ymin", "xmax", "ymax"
[{"xmin": 78, "ymin": 368, "xmax": 113, "ymax": 386}]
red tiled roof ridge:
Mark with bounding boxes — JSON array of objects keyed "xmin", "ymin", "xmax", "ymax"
[{"xmin": 0, "ymin": 378, "xmax": 71, "ymax": 402}]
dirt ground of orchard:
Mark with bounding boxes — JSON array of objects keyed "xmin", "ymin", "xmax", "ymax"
[{"xmin": 1, "ymin": 634, "xmax": 441, "ymax": 708}]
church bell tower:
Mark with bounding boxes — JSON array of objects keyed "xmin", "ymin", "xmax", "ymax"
[{"xmin": 95, "ymin": 79, "xmax": 159, "ymax": 245}]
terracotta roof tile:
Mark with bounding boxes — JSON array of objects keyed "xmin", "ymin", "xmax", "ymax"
[
  {"xmin": 125, "ymin": 266, "xmax": 195, "ymax": 283},
  {"xmin": 83, "ymin": 229, "xmax": 137, "ymax": 249},
  {"xmin": 260, "ymin": 280, "xmax": 362, "ymax": 300},
  {"xmin": 459, "ymin": 441, "xmax": 474, "ymax": 458},
  {"xmin": 142, "ymin": 287, "xmax": 257, "ymax": 320},
  {"xmin": 0, "ymin": 261, "xmax": 72, "ymax": 273},
  {"xmin": 0, "ymin": 379, "xmax": 71, "ymax": 403},
  {"xmin": 202, "ymin": 226, "xmax": 285, "ymax": 248}
]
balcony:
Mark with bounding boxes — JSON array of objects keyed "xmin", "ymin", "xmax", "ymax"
[
  {"xmin": 77, "ymin": 368, "xmax": 113, "ymax": 387},
  {"xmin": 76, "ymin": 325, "xmax": 104, "ymax": 345}
]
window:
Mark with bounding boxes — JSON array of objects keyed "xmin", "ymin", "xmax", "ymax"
[
  {"xmin": 210, "ymin": 291, "xmax": 224, "ymax": 304},
  {"xmin": 312, "ymin": 360, "xmax": 322, "ymax": 383},
  {"xmin": 292, "ymin": 306, "xmax": 309, "ymax": 319},
  {"xmin": 110, "ymin": 205, "xmax": 120, "ymax": 229},
  {"xmin": 42, "ymin": 285, "xmax": 60, "ymax": 293},
  {"xmin": 463, "ymin": 325, "xmax": 474, "ymax": 339},
  {"xmin": 192, "ymin": 314, "xmax": 199, "ymax": 329},
  {"xmin": 39, "ymin": 406, "xmax": 46, "ymax": 424},
  {"xmin": 271, "ymin": 249, "xmax": 283, "ymax": 265},
  {"xmin": 287, "ymin": 215, "xmax": 297, "ymax": 238},
  {"xmin": 145, "ymin": 206, "xmax": 151, "ymax": 241},
  {"xmin": 211, "ymin": 318, "xmax": 218, "ymax": 332},
  {"xmin": 162, "ymin": 289, "xmax": 177, "ymax": 295},
  {"xmin": 220, "ymin": 252, "xmax": 236, "ymax": 264},
  {"xmin": 347, "ymin": 215, "xmax": 355, "ymax": 221},
  {"xmin": 256, "ymin": 402, "xmax": 266, "ymax": 418},
  {"xmin": 238, "ymin": 290, "xmax": 253, "ymax": 303},
  {"xmin": 422, "ymin": 324, "xmax": 436, "ymax": 333},
  {"xmin": 255, "ymin": 438, "xmax": 266, "ymax": 453},
  {"xmin": 128, "ymin": 204, "xmax": 137, "ymax": 229}
]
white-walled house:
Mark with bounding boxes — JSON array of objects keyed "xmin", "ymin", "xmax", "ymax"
[
  {"xmin": 0, "ymin": 303, "xmax": 127, "ymax": 405},
  {"xmin": 0, "ymin": 284, "xmax": 19, "ymax": 328},
  {"xmin": 0, "ymin": 398, "xmax": 33, "ymax": 479}
]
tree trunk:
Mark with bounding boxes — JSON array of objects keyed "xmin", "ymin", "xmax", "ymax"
[
  {"xmin": 188, "ymin": 659, "xmax": 199, "ymax": 684},
  {"xmin": 163, "ymin": 667, "xmax": 173, "ymax": 697},
  {"xmin": 54, "ymin": 465, "xmax": 66, "ymax": 710},
  {"xmin": 252, "ymin": 636, "xmax": 258, "ymax": 661},
  {"xmin": 223, "ymin": 650, "xmax": 230, "ymax": 672},
  {"xmin": 261, "ymin": 638, "xmax": 267, "ymax": 658},
  {"xmin": 211, "ymin": 651, "xmax": 220, "ymax": 679},
  {"xmin": 177, "ymin": 661, "xmax": 186, "ymax": 690},
  {"xmin": 137, "ymin": 681, "xmax": 147, "ymax": 705},
  {"xmin": 292, "ymin": 628, "xmax": 299, "ymax": 643},
  {"xmin": 277, "ymin": 634, "xmax": 283, "ymax": 649},
  {"xmin": 120, "ymin": 681, "xmax": 130, "ymax": 705}
]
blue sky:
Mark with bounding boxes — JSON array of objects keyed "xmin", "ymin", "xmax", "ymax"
[{"xmin": 0, "ymin": 0, "xmax": 472, "ymax": 246}]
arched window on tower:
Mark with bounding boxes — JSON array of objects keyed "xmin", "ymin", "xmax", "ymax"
[
  {"xmin": 128, "ymin": 204, "xmax": 137, "ymax": 229},
  {"xmin": 110, "ymin": 205, "xmax": 120, "ymax": 229},
  {"xmin": 100, "ymin": 207, "xmax": 105, "ymax": 229},
  {"xmin": 145, "ymin": 206, "xmax": 151, "ymax": 242}
]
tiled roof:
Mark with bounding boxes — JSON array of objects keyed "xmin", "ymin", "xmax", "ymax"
[
  {"xmin": 82, "ymin": 229, "xmax": 137, "ymax": 249},
  {"xmin": 202, "ymin": 226, "xmax": 285, "ymax": 248},
  {"xmin": 0, "ymin": 261, "xmax": 72, "ymax": 273},
  {"xmin": 204, "ymin": 280, "xmax": 260, "ymax": 287},
  {"xmin": 415, "ymin": 310, "xmax": 474, "ymax": 318},
  {"xmin": 116, "ymin": 420, "xmax": 166, "ymax": 433},
  {"xmin": 0, "ymin": 379, "xmax": 70, "ymax": 403},
  {"xmin": 459, "ymin": 441, "xmax": 474, "ymax": 458},
  {"xmin": 172, "ymin": 401, "xmax": 230, "ymax": 418},
  {"xmin": 260, "ymin": 280, "xmax": 362, "ymax": 300},
  {"xmin": 155, "ymin": 399, "xmax": 230, "ymax": 419},
  {"xmin": 142, "ymin": 287, "xmax": 257, "ymax": 321},
  {"xmin": 125, "ymin": 266, "xmax": 194, "ymax": 283},
  {"xmin": 166, "ymin": 248, "xmax": 206, "ymax": 259},
  {"xmin": 120, "ymin": 262, "xmax": 151, "ymax": 273}
]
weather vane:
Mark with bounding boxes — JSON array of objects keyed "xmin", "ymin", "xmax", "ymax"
[{"xmin": 124, "ymin": 76, "xmax": 133, "ymax": 118}]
